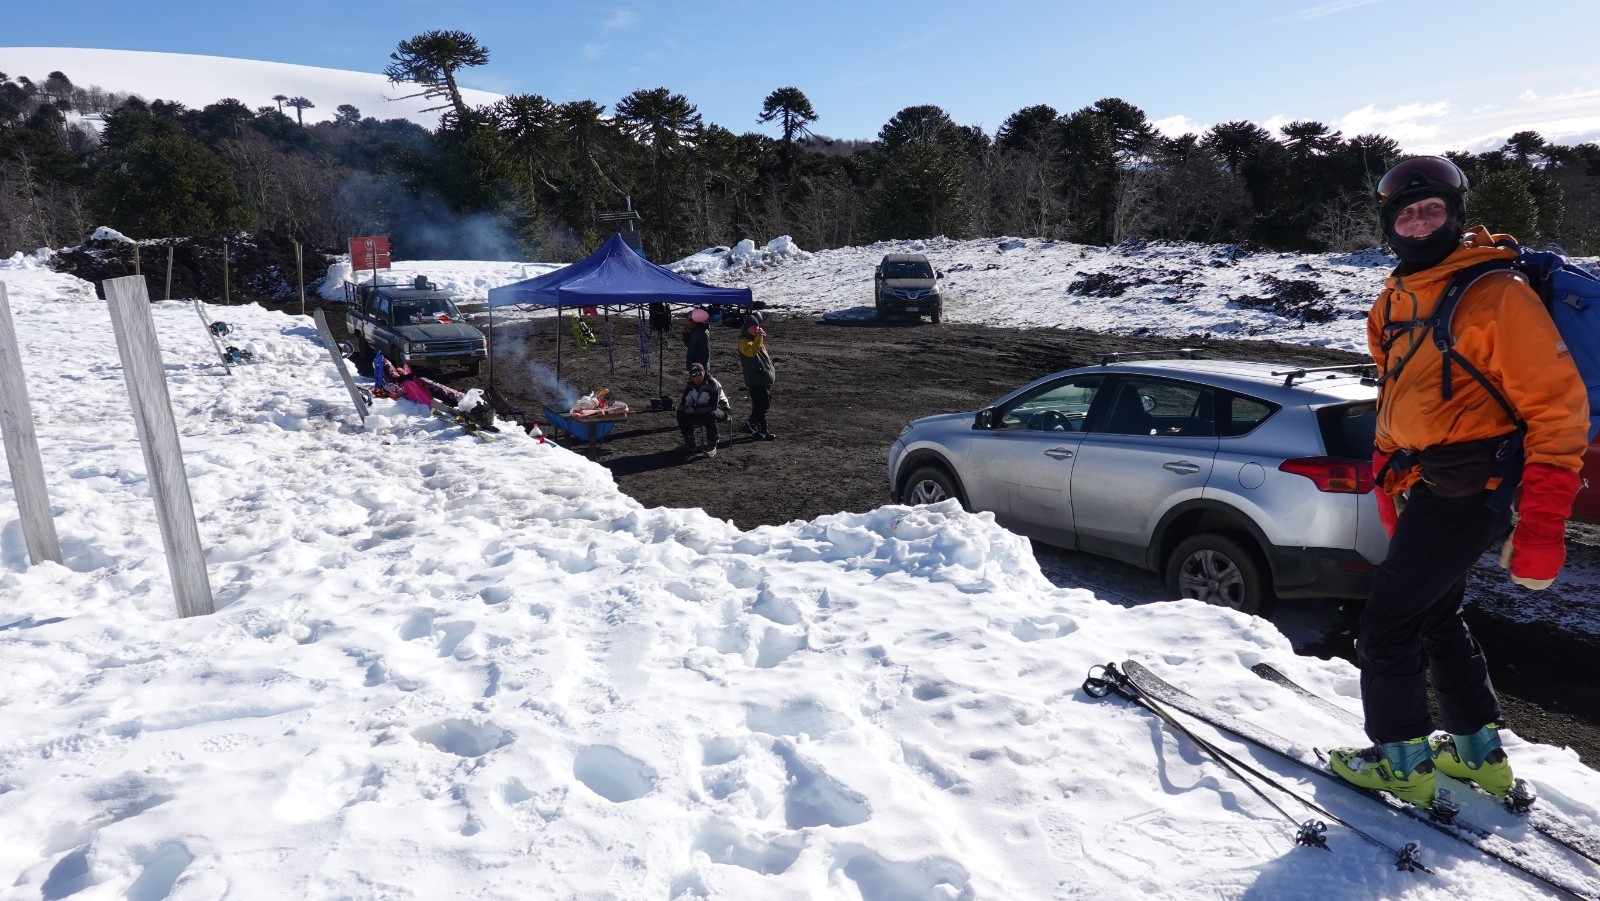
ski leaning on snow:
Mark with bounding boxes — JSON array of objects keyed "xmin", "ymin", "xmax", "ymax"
[
  {"xmin": 1113, "ymin": 660, "xmax": 1600, "ymax": 900},
  {"xmin": 1250, "ymin": 662, "xmax": 1600, "ymax": 868},
  {"xmin": 1084, "ymin": 663, "xmax": 1434, "ymax": 874},
  {"xmin": 194, "ymin": 300, "xmax": 233, "ymax": 375}
]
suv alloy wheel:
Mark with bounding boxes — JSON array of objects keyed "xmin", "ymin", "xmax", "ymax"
[
  {"xmin": 1164, "ymin": 532, "xmax": 1275, "ymax": 616},
  {"xmin": 901, "ymin": 465, "xmax": 963, "ymax": 508}
]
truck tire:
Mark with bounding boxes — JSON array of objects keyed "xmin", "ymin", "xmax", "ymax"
[
  {"xmin": 465, "ymin": 359, "xmax": 482, "ymax": 377},
  {"xmin": 931, "ymin": 306, "xmax": 942, "ymax": 324},
  {"xmin": 353, "ymin": 335, "xmax": 376, "ymax": 377}
]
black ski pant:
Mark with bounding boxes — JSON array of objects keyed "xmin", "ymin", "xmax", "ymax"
[
  {"xmin": 746, "ymin": 384, "xmax": 771, "ymax": 433},
  {"xmin": 677, "ymin": 411, "xmax": 719, "ymax": 446},
  {"xmin": 1357, "ymin": 484, "xmax": 1511, "ymax": 744}
]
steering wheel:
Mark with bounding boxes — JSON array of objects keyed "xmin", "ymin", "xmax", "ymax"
[{"xmin": 1034, "ymin": 409, "xmax": 1072, "ymax": 432}]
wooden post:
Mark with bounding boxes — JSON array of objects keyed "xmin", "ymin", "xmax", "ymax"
[
  {"xmin": 0, "ymin": 283, "xmax": 62, "ymax": 565},
  {"xmin": 164, "ymin": 243, "xmax": 174, "ymax": 301},
  {"xmin": 102, "ymin": 275, "xmax": 214, "ymax": 618},
  {"xmin": 295, "ymin": 239, "xmax": 306, "ymax": 316},
  {"xmin": 222, "ymin": 237, "xmax": 230, "ymax": 306}
]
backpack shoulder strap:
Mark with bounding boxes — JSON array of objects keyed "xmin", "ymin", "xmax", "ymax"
[{"xmin": 1433, "ymin": 259, "xmax": 1524, "ymax": 424}]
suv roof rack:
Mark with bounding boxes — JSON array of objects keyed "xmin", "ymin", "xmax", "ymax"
[
  {"xmin": 1270, "ymin": 362, "xmax": 1377, "ymax": 387},
  {"xmin": 1097, "ymin": 349, "xmax": 1198, "ymax": 366}
]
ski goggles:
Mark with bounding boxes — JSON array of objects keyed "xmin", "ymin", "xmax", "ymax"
[{"xmin": 1375, "ymin": 156, "xmax": 1469, "ymax": 204}]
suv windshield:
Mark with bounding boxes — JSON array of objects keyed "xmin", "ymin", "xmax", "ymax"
[
  {"xmin": 884, "ymin": 261, "xmax": 934, "ymax": 279},
  {"xmin": 393, "ymin": 299, "xmax": 461, "ymax": 323}
]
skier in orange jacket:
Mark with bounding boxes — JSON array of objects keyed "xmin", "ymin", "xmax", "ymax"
[{"xmin": 1328, "ymin": 156, "xmax": 1588, "ymax": 809}]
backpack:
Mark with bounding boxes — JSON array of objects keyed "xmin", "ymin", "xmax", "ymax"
[{"xmin": 1410, "ymin": 241, "xmax": 1600, "ymax": 441}]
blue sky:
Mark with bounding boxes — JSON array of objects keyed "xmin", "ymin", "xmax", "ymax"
[{"xmin": 10, "ymin": 0, "xmax": 1600, "ymax": 152}]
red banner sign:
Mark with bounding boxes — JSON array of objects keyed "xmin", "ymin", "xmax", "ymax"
[{"xmin": 347, "ymin": 235, "xmax": 391, "ymax": 271}]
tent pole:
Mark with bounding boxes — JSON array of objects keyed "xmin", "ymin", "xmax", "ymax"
[{"xmin": 556, "ymin": 306, "xmax": 563, "ymax": 395}]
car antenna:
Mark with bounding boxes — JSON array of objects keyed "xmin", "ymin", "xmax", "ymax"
[
  {"xmin": 1270, "ymin": 362, "xmax": 1378, "ymax": 387},
  {"xmin": 1097, "ymin": 348, "xmax": 1198, "ymax": 366}
]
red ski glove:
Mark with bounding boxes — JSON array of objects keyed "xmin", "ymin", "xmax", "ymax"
[
  {"xmin": 1372, "ymin": 450, "xmax": 1399, "ymax": 537},
  {"xmin": 1507, "ymin": 463, "xmax": 1580, "ymax": 589}
]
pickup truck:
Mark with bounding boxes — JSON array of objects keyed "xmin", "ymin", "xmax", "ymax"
[{"xmin": 343, "ymin": 277, "xmax": 487, "ymax": 376}]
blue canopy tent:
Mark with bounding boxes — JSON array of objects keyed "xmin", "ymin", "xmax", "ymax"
[{"xmin": 485, "ymin": 233, "xmax": 753, "ymax": 401}]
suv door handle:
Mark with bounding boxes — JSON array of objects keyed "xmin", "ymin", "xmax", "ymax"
[
  {"xmin": 1162, "ymin": 460, "xmax": 1201, "ymax": 475},
  {"xmin": 1043, "ymin": 447, "xmax": 1074, "ymax": 460}
]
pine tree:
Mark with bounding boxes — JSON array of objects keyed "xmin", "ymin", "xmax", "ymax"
[{"xmin": 385, "ymin": 30, "xmax": 490, "ymax": 128}]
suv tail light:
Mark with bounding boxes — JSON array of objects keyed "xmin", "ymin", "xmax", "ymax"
[{"xmin": 1278, "ymin": 457, "xmax": 1374, "ymax": 494}]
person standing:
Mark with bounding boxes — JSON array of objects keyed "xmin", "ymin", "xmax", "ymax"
[
  {"xmin": 677, "ymin": 363, "xmax": 730, "ymax": 457},
  {"xmin": 1328, "ymin": 156, "xmax": 1588, "ymax": 808},
  {"xmin": 683, "ymin": 307, "xmax": 711, "ymax": 375},
  {"xmin": 737, "ymin": 311, "xmax": 777, "ymax": 440}
]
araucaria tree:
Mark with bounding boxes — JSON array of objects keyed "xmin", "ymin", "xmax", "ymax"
[
  {"xmin": 615, "ymin": 87, "xmax": 703, "ymax": 254},
  {"xmin": 286, "ymin": 96, "xmax": 314, "ymax": 126},
  {"xmin": 385, "ymin": 30, "xmax": 490, "ymax": 129}
]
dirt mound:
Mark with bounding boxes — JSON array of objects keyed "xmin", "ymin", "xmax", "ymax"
[{"xmin": 51, "ymin": 231, "xmax": 334, "ymax": 307}]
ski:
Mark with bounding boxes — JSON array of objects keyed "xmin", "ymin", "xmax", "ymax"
[
  {"xmin": 1251, "ymin": 662, "xmax": 1600, "ymax": 868},
  {"xmin": 1084, "ymin": 664, "xmax": 1432, "ymax": 873},
  {"xmin": 1119, "ymin": 660, "xmax": 1600, "ymax": 900},
  {"xmin": 194, "ymin": 299, "xmax": 233, "ymax": 374}
]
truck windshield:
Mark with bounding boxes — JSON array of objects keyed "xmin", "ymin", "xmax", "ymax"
[
  {"xmin": 884, "ymin": 261, "xmax": 934, "ymax": 279},
  {"xmin": 393, "ymin": 299, "xmax": 460, "ymax": 323}
]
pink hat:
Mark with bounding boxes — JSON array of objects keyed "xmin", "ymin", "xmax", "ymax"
[{"xmin": 690, "ymin": 308, "xmax": 709, "ymax": 323}]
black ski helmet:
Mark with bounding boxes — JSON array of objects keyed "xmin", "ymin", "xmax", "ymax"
[
  {"xmin": 1375, "ymin": 155, "xmax": 1469, "ymax": 226},
  {"xmin": 1376, "ymin": 156, "xmax": 1470, "ymax": 269}
]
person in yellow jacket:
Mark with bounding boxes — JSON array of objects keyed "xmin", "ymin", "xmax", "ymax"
[{"xmin": 1328, "ymin": 156, "xmax": 1589, "ymax": 809}]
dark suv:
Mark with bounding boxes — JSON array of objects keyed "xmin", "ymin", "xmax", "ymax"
[{"xmin": 874, "ymin": 253, "xmax": 945, "ymax": 323}]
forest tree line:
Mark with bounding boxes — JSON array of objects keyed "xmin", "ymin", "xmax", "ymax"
[{"xmin": 3, "ymin": 31, "xmax": 1599, "ymax": 264}]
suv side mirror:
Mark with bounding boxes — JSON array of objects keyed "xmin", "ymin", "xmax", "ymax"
[{"xmin": 974, "ymin": 408, "xmax": 995, "ymax": 430}]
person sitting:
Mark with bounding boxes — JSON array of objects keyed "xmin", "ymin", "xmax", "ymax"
[{"xmin": 677, "ymin": 363, "xmax": 730, "ymax": 458}]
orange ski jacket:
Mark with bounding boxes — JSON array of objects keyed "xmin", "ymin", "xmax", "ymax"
[{"xmin": 1368, "ymin": 227, "xmax": 1589, "ymax": 481}]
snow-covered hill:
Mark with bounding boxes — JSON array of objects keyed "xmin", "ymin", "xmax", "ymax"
[
  {"xmin": 0, "ymin": 47, "xmax": 504, "ymax": 128},
  {"xmin": 3, "ymin": 242, "xmax": 1598, "ymax": 899}
]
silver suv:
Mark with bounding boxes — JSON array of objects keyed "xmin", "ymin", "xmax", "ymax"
[{"xmin": 887, "ymin": 355, "xmax": 1388, "ymax": 615}]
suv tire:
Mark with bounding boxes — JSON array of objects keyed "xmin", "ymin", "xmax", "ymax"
[
  {"xmin": 900, "ymin": 465, "xmax": 965, "ymax": 509},
  {"xmin": 1163, "ymin": 532, "xmax": 1275, "ymax": 616},
  {"xmin": 931, "ymin": 306, "xmax": 942, "ymax": 325}
]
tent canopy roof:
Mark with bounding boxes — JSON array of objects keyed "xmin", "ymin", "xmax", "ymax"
[{"xmin": 485, "ymin": 233, "xmax": 752, "ymax": 309}]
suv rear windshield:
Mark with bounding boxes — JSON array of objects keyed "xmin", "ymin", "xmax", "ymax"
[
  {"xmin": 1316, "ymin": 401, "xmax": 1377, "ymax": 459},
  {"xmin": 883, "ymin": 261, "xmax": 934, "ymax": 279}
]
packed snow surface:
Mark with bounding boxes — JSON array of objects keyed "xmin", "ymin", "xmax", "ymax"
[{"xmin": 3, "ymin": 244, "xmax": 1599, "ymax": 899}]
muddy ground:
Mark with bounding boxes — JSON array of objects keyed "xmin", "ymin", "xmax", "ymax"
[{"xmin": 306, "ymin": 300, "xmax": 1600, "ymax": 764}]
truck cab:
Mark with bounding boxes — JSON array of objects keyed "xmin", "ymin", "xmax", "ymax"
[
  {"xmin": 343, "ymin": 276, "xmax": 487, "ymax": 376},
  {"xmin": 874, "ymin": 253, "xmax": 945, "ymax": 323}
]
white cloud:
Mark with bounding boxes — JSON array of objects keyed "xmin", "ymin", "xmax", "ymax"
[
  {"xmin": 583, "ymin": 43, "xmax": 608, "ymax": 61},
  {"xmin": 1150, "ymin": 113, "xmax": 1210, "ymax": 139},
  {"xmin": 1289, "ymin": 0, "xmax": 1385, "ymax": 20},
  {"xmin": 605, "ymin": 10, "xmax": 636, "ymax": 30}
]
